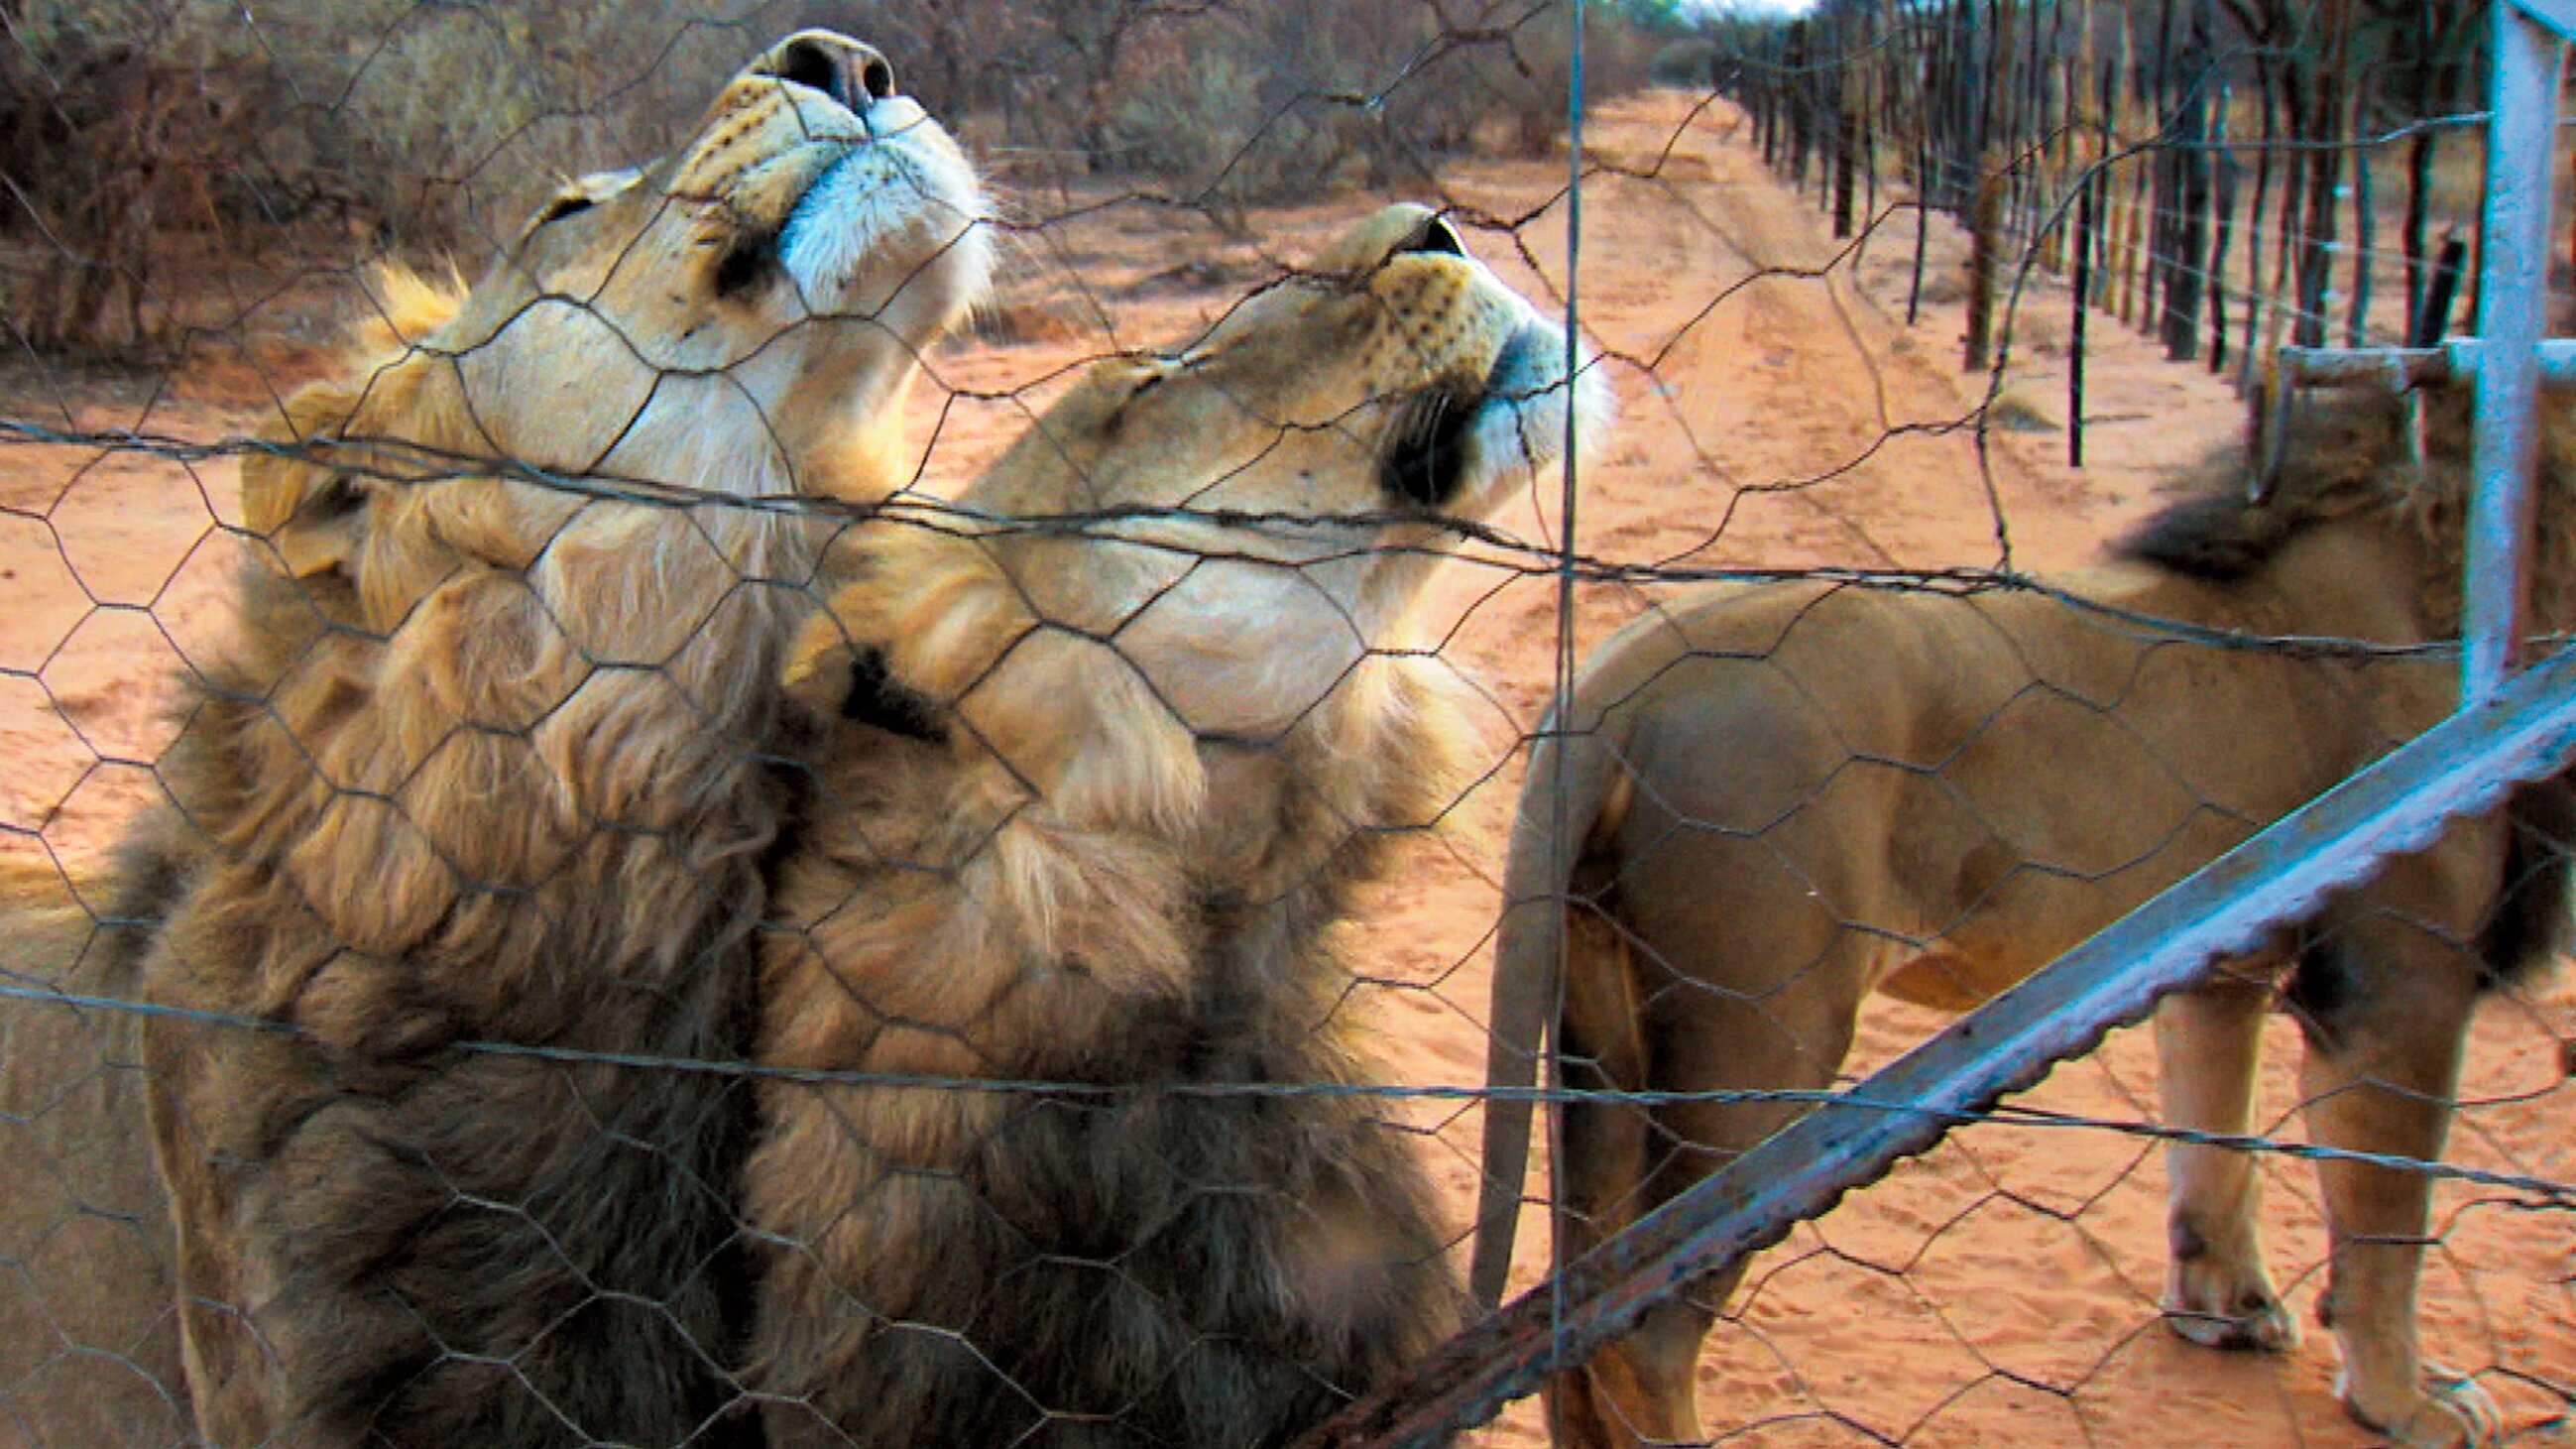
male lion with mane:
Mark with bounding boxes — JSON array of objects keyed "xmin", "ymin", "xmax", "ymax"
[
  {"xmin": 1473, "ymin": 381, "xmax": 2573, "ymax": 1449},
  {"xmin": 98, "ymin": 31, "xmax": 986, "ymax": 1448},
  {"xmin": 750, "ymin": 203, "xmax": 1608, "ymax": 1448}
]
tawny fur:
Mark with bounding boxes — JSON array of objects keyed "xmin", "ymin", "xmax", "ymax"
[
  {"xmin": 1473, "ymin": 382, "xmax": 2575, "ymax": 1449},
  {"xmin": 748, "ymin": 204, "xmax": 1603, "ymax": 1449},
  {"xmin": 142, "ymin": 427, "xmax": 818, "ymax": 1448},
  {"xmin": 0, "ymin": 865, "xmax": 190, "ymax": 1449},
  {"xmin": 113, "ymin": 34, "xmax": 987, "ymax": 1447}
]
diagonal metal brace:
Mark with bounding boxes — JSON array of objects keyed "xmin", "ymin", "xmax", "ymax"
[
  {"xmin": 1295, "ymin": 642, "xmax": 2576, "ymax": 1449},
  {"xmin": 2510, "ymin": 0, "xmax": 2576, "ymax": 43}
]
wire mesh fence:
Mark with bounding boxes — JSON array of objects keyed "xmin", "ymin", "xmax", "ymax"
[{"xmin": 0, "ymin": 2, "xmax": 2570, "ymax": 1448}]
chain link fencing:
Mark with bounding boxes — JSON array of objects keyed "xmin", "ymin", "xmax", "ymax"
[{"xmin": 0, "ymin": 2, "xmax": 2569, "ymax": 1447}]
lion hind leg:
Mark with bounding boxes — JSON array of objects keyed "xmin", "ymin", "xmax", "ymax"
[
  {"xmin": 2289, "ymin": 915, "xmax": 2499, "ymax": 1449},
  {"xmin": 1546, "ymin": 927, "xmax": 1863, "ymax": 1449},
  {"xmin": 1548, "ymin": 1296, "xmax": 1714, "ymax": 1449},
  {"xmin": 2155, "ymin": 972, "xmax": 2299, "ymax": 1353},
  {"xmin": 1541, "ymin": 906, "xmax": 1682, "ymax": 1449}
]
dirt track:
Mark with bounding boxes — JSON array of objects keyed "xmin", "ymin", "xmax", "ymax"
[{"xmin": 1, "ymin": 89, "xmax": 2568, "ymax": 1448}]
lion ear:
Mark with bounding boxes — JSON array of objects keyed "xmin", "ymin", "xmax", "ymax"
[
  {"xmin": 241, "ymin": 383, "xmax": 374, "ymax": 580},
  {"xmin": 782, "ymin": 598, "xmax": 864, "ymax": 713}
]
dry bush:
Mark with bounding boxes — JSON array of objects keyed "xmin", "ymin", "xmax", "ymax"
[
  {"xmin": 842, "ymin": 0, "xmax": 1666, "ymax": 209},
  {"xmin": 1120, "ymin": 0, "xmax": 1665, "ymax": 205},
  {"xmin": 0, "ymin": 0, "xmax": 1668, "ymax": 354},
  {"xmin": 0, "ymin": 0, "xmax": 817, "ymax": 355},
  {"xmin": 0, "ymin": 9, "xmax": 274, "ymax": 353}
]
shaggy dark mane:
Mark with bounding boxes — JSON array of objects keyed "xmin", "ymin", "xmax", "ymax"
[
  {"xmin": 2114, "ymin": 493, "xmax": 2295, "ymax": 581},
  {"xmin": 2113, "ymin": 390, "xmax": 2416, "ymax": 582}
]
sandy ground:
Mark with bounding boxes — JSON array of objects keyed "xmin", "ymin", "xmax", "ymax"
[{"xmin": 2, "ymin": 90, "xmax": 2568, "ymax": 1445}]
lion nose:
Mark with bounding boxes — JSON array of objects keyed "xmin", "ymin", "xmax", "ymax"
[{"xmin": 754, "ymin": 30, "xmax": 896, "ymax": 112}]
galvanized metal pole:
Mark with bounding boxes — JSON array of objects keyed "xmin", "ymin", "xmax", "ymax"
[
  {"xmin": 2462, "ymin": 1, "xmax": 2568, "ymax": 699},
  {"xmin": 2276, "ymin": 339, "xmax": 2576, "ymax": 391}
]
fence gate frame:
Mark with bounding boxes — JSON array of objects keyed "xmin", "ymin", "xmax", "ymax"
[{"xmin": 1295, "ymin": 5, "xmax": 2576, "ymax": 1445}]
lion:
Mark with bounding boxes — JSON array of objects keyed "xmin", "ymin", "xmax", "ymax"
[
  {"xmin": 0, "ymin": 864, "xmax": 189, "ymax": 1449},
  {"xmin": 107, "ymin": 31, "xmax": 988, "ymax": 1447},
  {"xmin": 746, "ymin": 202, "xmax": 1608, "ymax": 1448},
  {"xmin": 1470, "ymin": 380, "xmax": 2574, "ymax": 1449}
]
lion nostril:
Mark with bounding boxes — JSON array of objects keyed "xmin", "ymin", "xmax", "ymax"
[
  {"xmin": 756, "ymin": 32, "xmax": 895, "ymax": 112},
  {"xmin": 768, "ymin": 39, "xmax": 841, "ymax": 96}
]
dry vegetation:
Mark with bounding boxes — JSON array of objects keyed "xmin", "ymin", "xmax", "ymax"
[{"xmin": 0, "ymin": 0, "xmax": 1666, "ymax": 360}]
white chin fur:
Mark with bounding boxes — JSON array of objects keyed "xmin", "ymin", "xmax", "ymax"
[
  {"xmin": 1467, "ymin": 305, "xmax": 1611, "ymax": 485},
  {"xmin": 778, "ymin": 107, "xmax": 992, "ymax": 307}
]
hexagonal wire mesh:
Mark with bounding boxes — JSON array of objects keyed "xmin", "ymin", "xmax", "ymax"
[{"xmin": 0, "ymin": 3, "xmax": 2568, "ymax": 1448}]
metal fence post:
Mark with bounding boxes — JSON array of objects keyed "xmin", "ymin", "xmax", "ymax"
[{"xmin": 2464, "ymin": 0, "xmax": 2571, "ymax": 699}]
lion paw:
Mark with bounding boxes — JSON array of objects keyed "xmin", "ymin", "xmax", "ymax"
[
  {"xmin": 2162, "ymin": 1267, "xmax": 2299, "ymax": 1352},
  {"xmin": 2338, "ymin": 1364, "xmax": 2504, "ymax": 1449}
]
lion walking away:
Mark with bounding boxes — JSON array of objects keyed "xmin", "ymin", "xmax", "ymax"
[
  {"xmin": 122, "ymin": 33, "xmax": 988, "ymax": 1447},
  {"xmin": 748, "ymin": 204, "xmax": 1609, "ymax": 1448},
  {"xmin": 1473, "ymin": 380, "xmax": 2575, "ymax": 1449}
]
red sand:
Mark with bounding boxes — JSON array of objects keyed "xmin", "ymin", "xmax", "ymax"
[{"xmin": 2, "ymin": 90, "xmax": 2567, "ymax": 1447}]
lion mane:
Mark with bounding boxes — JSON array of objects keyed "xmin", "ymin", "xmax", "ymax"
[
  {"xmin": 745, "ymin": 203, "xmax": 1606, "ymax": 1448},
  {"xmin": 109, "ymin": 32, "xmax": 988, "ymax": 1448},
  {"xmin": 1471, "ymin": 378, "xmax": 2575, "ymax": 1449}
]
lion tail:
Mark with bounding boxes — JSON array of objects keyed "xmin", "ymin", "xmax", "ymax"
[{"xmin": 1467, "ymin": 700, "xmax": 1632, "ymax": 1312}]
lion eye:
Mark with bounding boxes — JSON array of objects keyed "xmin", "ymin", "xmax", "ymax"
[{"xmin": 535, "ymin": 192, "xmax": 597, "ymax": 226}]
